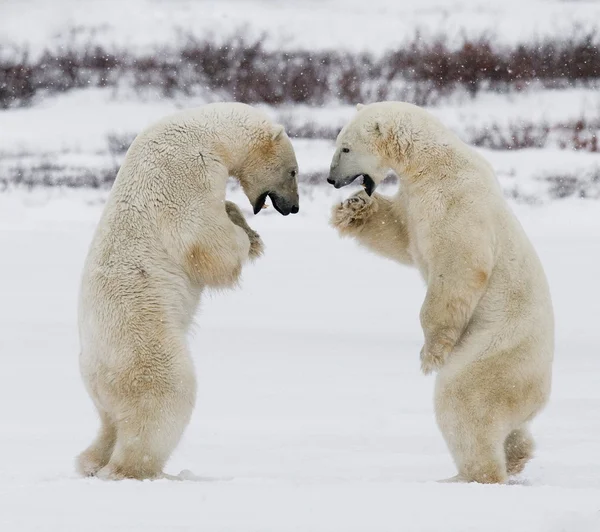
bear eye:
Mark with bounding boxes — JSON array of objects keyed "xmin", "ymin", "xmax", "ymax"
[
  {"xmin": 290, "ymin": 169, "xmax": 297, "ymax": 178},
  {"xmin": 342, "ymin": 147, "xmax": 350, "ymax": 153}
]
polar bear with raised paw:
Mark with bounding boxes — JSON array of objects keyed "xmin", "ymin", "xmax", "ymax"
[
  {"xmin": 329, "ymin": 101, "xmax": 554, "ymax": 484},
  {"xmin": 77, "ymin": 102, "xmax": 299, "ymax": 480}
]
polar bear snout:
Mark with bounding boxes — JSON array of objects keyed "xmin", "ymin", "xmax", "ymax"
[
  {"xmin": 327, "ymin": 172, "xmax": 359, "ymax": 189},
  {"xmin": 269, "ymin": 191, "xmax": 299, "ymax": 216},
  {"xmin": 328, "ymin": 149, "xmax": 378, "ymax": 195},
  {"xmin": 327, "ymin": 173, "xmax": 375, "ymax": 196}
]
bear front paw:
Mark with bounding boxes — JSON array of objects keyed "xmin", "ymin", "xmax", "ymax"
[
  {"xmin": 330, "ymin": 191, "xmax": 377, "ymax": 231},
  {"xmin": 248, "ymin": 231, "xmax": 265, "ymax": 260},
  {"xmin": 225, "ymin": 201, "xmax": 264, "ymax": 260},
  {"xmin": 420, "ymin": 343, "xmax": 450, "ymax": 375},
  {"xmin": 225, "ymin": 201, "xmax": 247, "ymax": 227}
]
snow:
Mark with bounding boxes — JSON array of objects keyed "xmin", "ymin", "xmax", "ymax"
[
  {"xmin": 3, "ymin": 87, "xmax": 600, "ymax": 154},
  {"xmin": 1, "ymin": 188, "xmax": 600, "ymax": 531},
  {"xmin": 3, "ymin": 0, "xmax": 600, "ymax": 54},
  {"xmin": 2, "ymin": 0, "xmax": 600, "ymax": 528},
  {"xmin": 2, "ymin": 88, "xmax": 600, "ymax": 200}
]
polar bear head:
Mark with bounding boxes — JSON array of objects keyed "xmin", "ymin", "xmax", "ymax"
[
  {"xmin": 328, "ymin": 101, "xmax": 438, "ymax": 195},
  {"xmin": 239, "ymin": 123, "xmax": 300, "ymax": 216},
  {"xmin": 327, "ymin": 103, "xmax": 395, "ymax": 196}
]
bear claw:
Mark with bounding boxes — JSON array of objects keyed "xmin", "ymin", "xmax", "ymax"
[
  {"xmin": 248, "ymin": 233, "xmax": 265, "ymax": 260},
  {"xmin": 331, "ymin": 191, "xmax": 376, "ymax": 230},
  {"xmin": 420, "ymin": 345, "xmax": 448, "ymax": 375}
]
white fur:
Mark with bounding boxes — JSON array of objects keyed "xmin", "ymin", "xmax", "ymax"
[
  {"xmin": 330, "ymin": 101, "xmax": 554, "ymax": 484},
  {"xmin": 77, "ymin": 103, "xmax": 298, "ymax": 480}
]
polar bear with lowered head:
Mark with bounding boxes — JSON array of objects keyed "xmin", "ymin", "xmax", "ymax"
[
  {"xmin": 328, "ymin": 101, "xmax": 554, "ymax": 484},
  {"xmin": 77, "ymin": 102, "xmax": 299, "ymax": 480}
]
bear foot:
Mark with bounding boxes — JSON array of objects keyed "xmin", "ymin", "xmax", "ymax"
[
  {"xmin": 505, "ymin": 427, "xmax": 534, "ymax": 476},
  {"xmin": 96, "ymin": 462, "xmax": 162, "ymax": 481},
  {"xmin": 437, "ymin": 474, "xmax": 465, "ymax": 483},
  {"xmin": 76, "ymin": 449, "xmax": 110, "ymax": 477},
  {"xmin": 96, "ymin": 467, "xmax": 199, "ymax": 482},
  {"xmin": 437, "ymin": 472, "xmax": 507, "ymax": 484}
]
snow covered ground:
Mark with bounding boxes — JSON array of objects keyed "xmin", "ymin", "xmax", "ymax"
[
  {"xmin": 1, "ymin": 188, "xmax": 600, "ymax": 531},
  {"xmin": 2, "ymin": 87, "xmax": 600, "ymax": 200},
  {"xmin": 3, "ymin": 87, "xmax": 600, "ymax": 152},
  {"xmin": 2, "ymin": 0, "xmax": 600, "ymax": 529},
  {"xmin": 3, "ymin": 0, "xmax": 600, "ymax": 54}
]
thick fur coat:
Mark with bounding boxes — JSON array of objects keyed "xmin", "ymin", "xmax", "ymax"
[
  {"xmin": 329, "ymin": 102, "xmax": 554, "ymax": 484},
  {"xmin": 77, "ymin": 103, "xmax": 299, "ymax": 480}
]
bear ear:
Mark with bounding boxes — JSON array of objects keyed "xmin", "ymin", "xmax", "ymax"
[
  {"xmin": 356, "ymin": 103, "xmax": 365, "ymax": 112},
  {"xmin": 271, "ymin": 124, "xmax": 285, "ymax": 141}
]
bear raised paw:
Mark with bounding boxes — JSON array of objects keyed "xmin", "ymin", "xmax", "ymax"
[
  {"xmin": 225, "ymin": 201, "xmax": 265, "ymax": 260},
  {"xmin": 328, "ymin": 101, "xmax": 554, "ymax": 484},
  {"xmin": 331, "ymin": 191, "xmax": 378, "ymax": 231},
  {"xmin": 77, "ymin": 103, "xmax": 299, "ymax": 480}
]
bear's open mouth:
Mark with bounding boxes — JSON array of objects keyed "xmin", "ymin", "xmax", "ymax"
[
  {"xmin": 253, "ymin": 191, "xmax": 298, "ymax": 216},
  {"xmin": 253, "ymin": 191, "xmax": 269, "ymax": 214},
  {"xmin": 361, "ymin": 175, "xmax": 376, "ymax": 196},
  {"xmin": 269, "ymin": 192, "xmax": 298, "ymax": 216},
  {"xmin": 334, "ymin": 174, "xmax": 376, "ymax": 196}
]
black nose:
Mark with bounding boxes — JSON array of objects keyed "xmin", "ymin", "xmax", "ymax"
[
  {"xmin": 291, "ymin": 205, "xmax": 299, "ymax": 214},
  {"xmin": 327, "ymin": 177, "xmax": 335, "ymax": 185}
]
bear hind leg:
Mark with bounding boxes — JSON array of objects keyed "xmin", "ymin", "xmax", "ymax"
[
  {"xmin": 445, "ymin": 430, "xmax": 508, "ymax": 484},
  {"xmin": 505, "ymin": 426, "xmax": 534, "ymax": 476},
  {"xmin": 76, "ymin": 409, "xmax": 117, "ymax": 476},
  {"xmin": 97, "ymin": 387, "xmax": 195, "ymax": 481},
  {"xmin": 458, "ymin": 444, "xmax": 507, "ymax": 484},
  {"xmin": 436, "ymin": 393, "xmax": 508, "ymax": 484}
]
